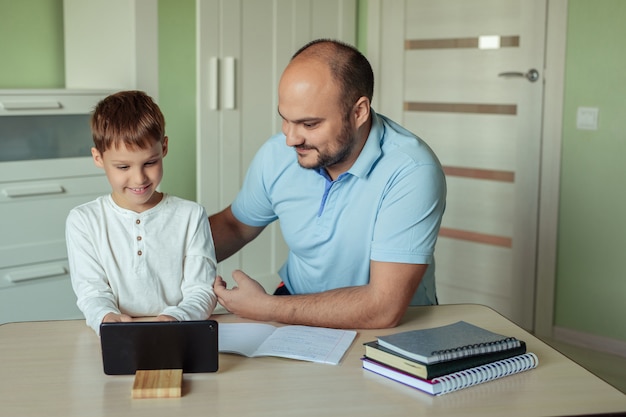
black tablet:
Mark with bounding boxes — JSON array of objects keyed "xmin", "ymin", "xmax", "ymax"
[{"xmin": 99, "ymin": 320, "xmax": 218, "ymax": 375}]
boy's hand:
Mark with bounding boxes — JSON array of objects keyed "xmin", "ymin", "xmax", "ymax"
[
  {"xmin": 102, "ymin": 312, "xmax": 133, "ymax": 323},
  {"xmin": 155, "ymin": 314, "xmax": 178, "ymax": 322},
  {"xmin": 101, "ymin": 313, "xmax": 177, "ymax": 323}
]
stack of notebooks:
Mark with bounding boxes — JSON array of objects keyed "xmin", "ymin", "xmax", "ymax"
[{"xmin": 362, "ymin": 321, "xmax": 538, "ymax": 396}]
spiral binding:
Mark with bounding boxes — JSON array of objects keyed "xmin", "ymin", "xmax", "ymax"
[
  {"xmin": 433, "ymin": 352, "xmax": 539, "ymax": 395},
  {"xmin": 431, "ymin": 337, "xmax": 521, "ymax": 362}
]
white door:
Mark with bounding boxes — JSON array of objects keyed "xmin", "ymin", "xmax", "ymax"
[
  {"xmin": 196, "ymin": 0, "xmax": 356, "ymax": 296},
  {"xmin": 368, "ymin": 0, "xmax": 547, "ymax": 329}
]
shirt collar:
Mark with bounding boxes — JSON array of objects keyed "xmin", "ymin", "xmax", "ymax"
[
  {"xmin": 345, "ymin": 110, "xmax": 383, "ymax": 179},
  {"xmin": 314, "ymin": 111, "xmax": 384, "ymax": 181}
]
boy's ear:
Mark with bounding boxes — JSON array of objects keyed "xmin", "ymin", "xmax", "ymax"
[
  {"xmin": 162, "ymin": 136, "xmax": 169, "ymax": 157},
  {"xmin": 91, "ymin": 147, "xmax": 104, "ymax": 168}
]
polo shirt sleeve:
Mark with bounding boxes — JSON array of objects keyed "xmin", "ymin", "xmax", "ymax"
[{"xmin": 370, "ymin": 162, "xmax": 446, "ymax": 264}]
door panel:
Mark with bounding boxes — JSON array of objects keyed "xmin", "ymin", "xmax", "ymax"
[
  {"xmin": 406, "ymin": 113, "xmax": 518, "ymax": 168},
  {"xmin": 370, "ymin": 0, "xmax": 546, "ymax": 329},
  {"xmin": 444, "ymin": 178, "xmax": 515, "ymax": 234}
]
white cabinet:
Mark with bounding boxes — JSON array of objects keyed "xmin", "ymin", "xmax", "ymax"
[
  {"xmin": 63, "ymin": 0, "xmax": 158, "ymax": 99},
  {"xmin": 0, "ymin": 90, "xmax": 111, "ymax": 324},
  {"xmin": 196, "ymin": 0, "xmax": 357, "ymax": 291}
]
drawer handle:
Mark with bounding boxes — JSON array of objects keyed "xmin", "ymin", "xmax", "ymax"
[
  {"xmin": 3, "ymin": 184, "xmax": 65, "ymax": 198},
  {"xmin": 6, "ymin": 265, "xmax": 68, "ymax": 283},
  {"xmin": 1, "ymin": 101, "xmax": 62, "ymax": 110}
]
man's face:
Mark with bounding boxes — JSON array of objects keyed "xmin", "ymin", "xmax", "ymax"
[{"xmin": 278, "ymin": 60, "xmax": 359, "ymax": 180}]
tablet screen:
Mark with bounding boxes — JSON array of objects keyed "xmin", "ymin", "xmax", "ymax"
[{"xmin": 99, "ymin": 320, "xmax": 218, "ymax": 375}]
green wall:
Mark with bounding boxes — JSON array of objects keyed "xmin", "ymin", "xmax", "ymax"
[
  {"xmin": 0, "ymin": 0, "xmax": 64, "ymax": 88},
  {"xmin": 157, "ymin": 0, "xmax": 196, "ymax": 201},
  {"xmin": 554, "ymin": 0, "xmax": 626, "ymax": 340},
  {"xmin": 1, "ymin": 0, "xmax": 625, "ymax": 343},
  {"xmin": 357, "ymin": 0, "xmax": 368, "ymax": 54}
]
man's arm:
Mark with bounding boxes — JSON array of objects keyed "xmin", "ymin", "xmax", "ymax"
[
  {"xmin": 209, "ymin": 205, "xmax": 265, "ymax": 262},
  {"xmin": 214, "ymin": 260, "xmax": 427, "ymax": 329}
]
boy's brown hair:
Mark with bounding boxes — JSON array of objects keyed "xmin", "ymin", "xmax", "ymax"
[{"xmin": 91, "ymin": 90, "xmax": 166, "ymax": 154}]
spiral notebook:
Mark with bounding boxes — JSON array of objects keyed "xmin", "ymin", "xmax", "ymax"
[
  {"xmin": 362, "ymin": 352, "xmax": 539, "ymax": 396},
  {"xmin": 376, "ymin": 321, "xmax": 521, "ymax": 364}
]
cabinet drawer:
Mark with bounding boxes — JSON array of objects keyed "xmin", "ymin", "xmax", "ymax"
[
  {"xmin": 0, "ymin": 156, "xmax": 103, "ymax": 183},
  {"xmin": 0, "ymin": 260, "xmax": 83, "ymax": 324},
  {"xmin": 0, "ymin": 259, "xmax": 69, "ymax": 289},
  {"xmin": 0, "ymin": 175, "xmax": 109, "ymax": 268},
  {"xmin": 0, "ymin": 173, "xmax": 108, "ymax": 203}
]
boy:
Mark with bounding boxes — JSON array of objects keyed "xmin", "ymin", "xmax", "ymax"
[{"xmin": 66, "ymin": 90, "xmax": 217, "ymax": 334}]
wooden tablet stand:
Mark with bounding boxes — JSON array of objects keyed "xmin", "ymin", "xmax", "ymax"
[{"xmin": 132, "ymin": 369, "xmax": 183, "ymax": 399}]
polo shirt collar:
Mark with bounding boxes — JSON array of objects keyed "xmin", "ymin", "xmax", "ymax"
[
  {"xmin": 345, "ymin": 110, "xmax": 383, "ymax": 179},
  {"xmin": 315, "ymin": 111, "xmax": 383, "ymax": 181}
]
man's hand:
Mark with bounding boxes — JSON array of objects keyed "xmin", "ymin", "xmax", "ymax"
[
  {"xmin": 214, "ymin": 262, "xmax": 427, "ymax": 329},
  {"xmin": 214, "ymin": 270, "xmax": 272, "ymax": 320}
]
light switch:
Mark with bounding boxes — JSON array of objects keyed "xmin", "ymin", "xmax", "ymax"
[{"xmin": 576, "ymin": 107, "xmax": 599, "ymax": 130}]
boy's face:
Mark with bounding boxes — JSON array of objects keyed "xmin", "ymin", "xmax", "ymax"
[{"xmin": 92, "ymin": 137, "xmax": 168, "ymax": 213}]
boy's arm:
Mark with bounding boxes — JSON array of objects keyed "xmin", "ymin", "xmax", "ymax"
[
  {"xmin": 65, "ymin": 211, "xmax": 120, "ymax": 333},
  {"xmin": 161, "ymin": 206, "xmax": 218, "ymax": 320}
]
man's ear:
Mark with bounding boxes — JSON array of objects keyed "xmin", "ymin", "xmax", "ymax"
[
  {"xmin": 353, "ymin": 96, "xmax": 371, "ymax": 130},
  {"xmin": 162, "ymin": 136, "xmax": 169, "ymax": 157},
  {"xmin": 91, "ymin": 147, "xmax": 104, "ymax": 168}
]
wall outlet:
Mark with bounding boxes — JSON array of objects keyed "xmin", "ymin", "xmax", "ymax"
[{"xmin": 576, "ymin": 107, "xmax": 599, "ymax": 130}]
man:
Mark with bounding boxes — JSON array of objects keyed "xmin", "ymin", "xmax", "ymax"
[{"xmin": 210, "ymin": 39, "xmax": 446, "ymax": 329}]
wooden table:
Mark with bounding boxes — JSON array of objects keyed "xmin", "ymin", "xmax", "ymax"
[{"xmin": 1, "ymin": 304, "xmax": 625, "ymax": 417}]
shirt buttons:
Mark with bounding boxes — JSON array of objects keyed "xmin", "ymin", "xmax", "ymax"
[{"xmin": 134, "ymin": 219, "xmax": 143, "ymax": 256}]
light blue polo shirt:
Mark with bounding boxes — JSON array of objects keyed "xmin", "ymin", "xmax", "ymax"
[{"xmin": 231, "ymin": 112, "xmax": 446, "ymax": 305}]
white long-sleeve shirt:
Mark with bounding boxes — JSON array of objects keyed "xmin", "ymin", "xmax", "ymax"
[{"xmin": 66, "ymin": 194, "xmax": 217, "ymax": 333}]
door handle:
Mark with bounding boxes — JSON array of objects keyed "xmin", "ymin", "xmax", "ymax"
[
  {"xmin": 209, "ymin": 57, "xmax": 219, "ymax": 110},
  {"xmin": 498, "ymin": 68, "xmax": 540, "ymax": 82},
  {"xmin": 223, "ymin": 57, "xmax": 236, "ymax": 110},
  {"xmin": 207, "ymin": 56, "xmax": 236, "ymax": 110}
]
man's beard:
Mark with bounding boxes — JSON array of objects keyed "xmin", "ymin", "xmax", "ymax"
[{"xmin": 297, "ymin": 118, "xmax": 357, "ymax": 171}]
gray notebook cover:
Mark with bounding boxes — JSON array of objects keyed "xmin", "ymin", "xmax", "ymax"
[{"xmin": 377, "ymin": 321, "xmax": 520, "ymax": 364}]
